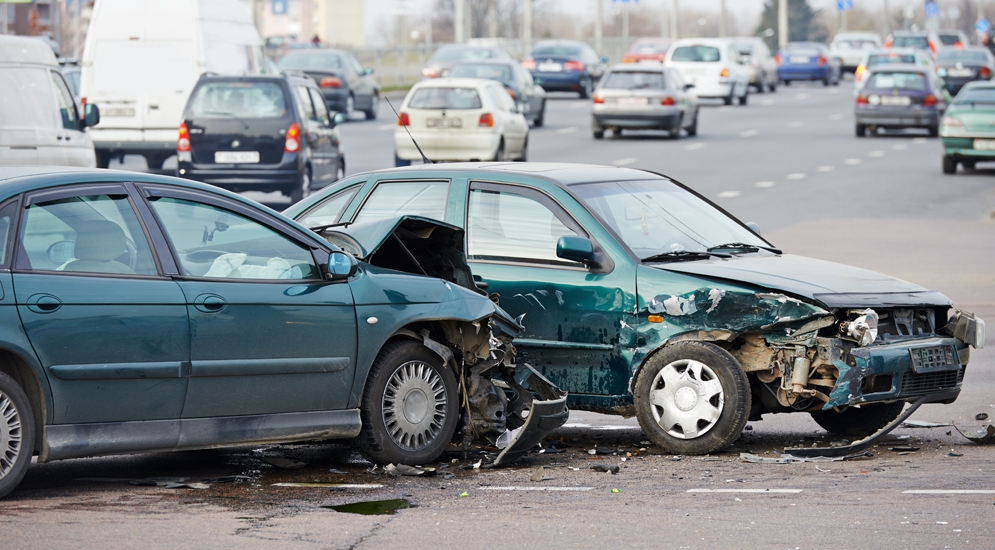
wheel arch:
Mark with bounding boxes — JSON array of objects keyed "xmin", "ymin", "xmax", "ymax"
[
  {"xmin": 628, "ymin": 330, "xmax": 739, "ymax": 394},
  {"xmin": 0, "ymin": 347, "xmax": 48, "ymax": 456}
]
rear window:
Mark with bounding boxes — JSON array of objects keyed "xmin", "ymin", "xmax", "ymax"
[
  {"xmin": 431, "ymin": 47, "xmax": 506, "ymax": 63},
  {"xmin": 733, "ymin": 42, "xmax": 755, "ymax": 55},
  {"xmin": 938, "ymin": 34, "xmax": 963, "ymax": 45},
  {"xmin": 601, "ymin": 71, "xmax": 667, "ymax": 90},
  {"xmin": 530, "ymin": 45, "xmax": 581, "ymax": 58},
  {"xmin": 868, "ymin": 53, "xmax": 917, "ymax": 66},
  {"xmin": 891, "ymin": 36, "xmax": 929, "ymax": 49},
  {"xmin": 186, "ymin": 82, "xmax": 289, "ymax": 119},
  {"xmin": 670, "ymin": 46, "xmax": 720, "ymax": 62},
  {"xmin": 408, "ymin": 87, "xmax": 482, "ymax": 109},
  {"xmin": 938, "ymin": 50, "xmax": 990, "ymax": 64},
  {"xmin": 280, "ymin": 52, "xmax": 344, "ymax": 70},
  {"xmin": 865, "ymin": 71, "xmax": 928, "ymax": 90},
  {"xmin": 630, "ymin": 42, "xmax": 671, "ymax": 54},
  {"xmin": 449, "ymin": 64, "xmax": 514, "ymax": 83}
]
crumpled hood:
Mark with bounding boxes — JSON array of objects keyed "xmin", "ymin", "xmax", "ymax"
[{"xmin": 657, "ymin": 253, "xmax": 951, "ymax": 308}]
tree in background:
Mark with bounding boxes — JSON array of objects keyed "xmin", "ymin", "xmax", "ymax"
[{"xmin": 756, "ymin": 0, "xmax": 828, "ymax": 50}]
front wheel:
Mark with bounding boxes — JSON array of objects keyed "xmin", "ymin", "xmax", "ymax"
[
  {"xmin": 738, "ymin": 87, "xmax": 749, "ymax": 106},
  {"xmin": 943, "ymin": 155, "xmax": 957, "ymax": 174},
  {"xmin": 355, "ymin": 340, "xmax": 460, "ymax": 465},
  {"xmin": 810, "ymin": 402, "xmax": 905, "ymax": 437},
  {"xmin": 492, "ymin": 139, "xmax": 505, "ymax": 161},
  {"xmin": 0, "ymin": 372, "xmax": 35, "ymax": 499},
  {"xmin": 534, "ymin": 100, "xmax": 546, "ymax": 127},
  {"xmin": 686, "ymin": 110, "xmax": 698, "ymax": 137},
  {"xmin": 364, "ymin": 93, "xmax": 379, "ymax": 120},
  {"xmin": 634, "ymin": 341, "xmax": 750, "ymax": 455}
]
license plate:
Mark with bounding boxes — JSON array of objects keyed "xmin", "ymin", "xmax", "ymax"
[
  {"xmin": 538, "ymin": 62, "xmax": 563, "ymax": 72},
  {"xmin": 102, "ymin": 107, "xmax": 136, "ymax": 117},
  {"xmin": 947, "ymin": 68, "xmax": 974, "ymax": 77},
  {"xmin": 425, "ymin": 117, "xmax": 462, "ymax": 128},
  {"xmin": 617, "ymin": 97, "xmax": 648, "ymax": 105},
  {"xmin": 880, "ymin": 95, "xmax": 912, "ymax": 106},
  {"xmin": 909, "ymin": 346, "xmax": 958, "ymax": 373},
  {"xmin": 789, "ymin": 55, "xmax": 811, "ymax": 64},
  {"xmin": 974, "ymin": 139, "xmax": 995, "ymax": 150},
  {"xmin": 214, "ymin": 151, "xmax": 259, "ymax": 164}
]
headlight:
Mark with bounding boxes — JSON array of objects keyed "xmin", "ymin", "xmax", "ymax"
[
  {"xmin": 942, "ymin": 116, "xmax": 964, "ymax": 128},
  {"xmin": 950, "ymin": 310, "xmax": 986, "ymax": 349}
]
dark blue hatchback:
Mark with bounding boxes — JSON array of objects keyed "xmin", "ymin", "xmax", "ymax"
[
  {"xmin": 522, "ymin": 40, "xmax": 607, "ymax": 98},
  {"xmin": 777, "ymin": 42, "xmax": 841, "ymax": 86}
]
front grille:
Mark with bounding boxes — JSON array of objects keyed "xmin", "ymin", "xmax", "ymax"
[{"xmin": 900, "ymin": 367, "xmax": 965, "ymax": 395}]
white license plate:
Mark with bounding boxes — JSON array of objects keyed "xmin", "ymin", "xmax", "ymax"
[
  {"xmin": 425, "ymin": 117, "xmax": 462, "ymax": 128},
  {"xmin": 880, "ymin": 95, "xmax": 912, "ymax": 106},
  {"xmin": 947, "ymin": 68, "xmax": 974, "ymax": 77},
  {"xmin": 973, "ymin": 139, "xmax": 995, "ymax": 150},
  {"xmin": 214, "ymin": 151, "xmax": 259, "ymax": 164},
  {"xmin": 538, "ymin": 62, "xmax": 563, "ymax": 72},
  {"xmin": 789, "ymin": 55, "xmax": 811, "ymax": 64},
  {"xmin": 102, "ymin": 107, "xmax": 136, "ymax": 117},
  {"xmin": 617, "ymin": 97, "xmax": 649, "ymax": 105}
]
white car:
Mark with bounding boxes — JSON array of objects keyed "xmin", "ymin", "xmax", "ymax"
[
  {"xmin": 665, "ymin": 38, "xmax": 750, "ymax": 105},
  {"xmin": 830, "ymin": 32, "xmax": 882, "ymax": 72},
  {"xmin": 394, "ymin": 78, "xmax": 529, "ymax": 165}
]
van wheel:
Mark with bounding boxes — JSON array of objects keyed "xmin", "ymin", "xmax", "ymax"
[
  {"xmin": 634, "ymin": 341, "xmax": 750, "ymax": 455},
  {"xmin": 355, "ymin": 340, "xmax": 459, "ymax": 465},
  {"xmin": 723, "ymin": 89, "xmax": 734, "ymax": 105},
  {"xmin": 855, "ymin": 123, "xmax": 867, "ymax": 137},
  {"xmin": 810, "ymin": 402, "xmax": 905, "ymax": 437},
  {"xmin": 738, "ymin": 88, "xmax": 749, "ymax": 106},
  {"xmin": 0, "ymin": 372, "xmax": 35, "ymax": 499}
]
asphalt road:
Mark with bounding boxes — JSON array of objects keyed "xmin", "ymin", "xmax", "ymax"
[{"xmin": 8, "ymin": 79, "xmax": 995, "ymax": 549}]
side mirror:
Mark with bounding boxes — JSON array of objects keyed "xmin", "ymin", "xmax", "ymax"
[
  {"xmin": 329, "ymin": 112, "xmax": 346, "ymax": 128},
  {"xmin": 363, "ymin": 67, "xmax": 374, "ymax": 76},
  {"xmin": 684, "ymin": 83, "xmax": 695, "ymax": 90},
  {"xmin": 556, "ymin": 235, "xmax": 595, "ymax": 264},
  {"xmin": 600, "ymin": 56, "xmax": 608, "ymax": 64},
  {"xmin": 746, "ymin": 222, "xmax": 762, "ymax": 236},
  {"xmin": 83, "ymin": 103, "xmax": 100, "ymax": 128},
  {"xmin": 327, "ymin": 250, "xmax": 358, "ymax": 280}
]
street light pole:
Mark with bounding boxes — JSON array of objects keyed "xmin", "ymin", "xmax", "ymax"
[
  {"xmin": 523, "ymin": 0, "xmax": 532, "ymax": 52},
  {"xmin": 622, "ymin": 1, "xmax": 629, "ymax": 48},
  {"xmin": 778, "ymin": 0, "xmax": 788, "ymax": 47},
  {"xmin": 670, "ymin": 0, "xmax": 679, "ymax": 39},
  {"xmin": 719, "ymin": 0, "xmax": 727, "ymax": 37},
  {"xmin": 594, "ymin": 0, "xmax": 602, "ymax": 55},
  {"xmin": 455, "ymin": 0, "xmax": 464, "ymax": 43}
]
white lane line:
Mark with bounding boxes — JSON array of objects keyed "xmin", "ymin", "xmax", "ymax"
[
  {"xmin": 685, "ymin": 142, "xmax": 707, "ymax": 151},
  {"xmin": 481, "ymin": 486, "xmax": 594, "ymax": 492},
  {"xmin": 892, "ymin": 143, "xmax": 908, "ymax": 150},
  {"xmin": 829, "ymin": 113, "xmax": 843, "ymax": 121},
  {"xmin": 904, "ymin": 490, "xmax": 995, "ymax": 494},
  {"xmin": 788, "ymin": 121, "xmax": 804, "ymax": 128},
  {"xmin": 869, "ymin": 150, "xmax": 886, "ymax": 157},
  {"xmin": 760, "ymin": 99, "xmax": 775, "ymax": 106},
  {"xmin": 796, "ymin": 93, "xmax": 809, "ymax": 100},
  {"xmin": 913, "ymin": 137, "xmax": 927, "ymax": 144},
  {"xmin": 612, "ymin": 158, "xmax": 637, "ymax": 166},
  {"xmin": 754, "ymin": 181, "xmax": 776, "ymax": 188},
  {"xmin": 591, "ymin": 425, "xmax": 639, "ymax": 430},
  {"xmin": 377, "ymin": 124, "xmax": 396, "ymax": 131},
  {"xmin": 561, "ymin": 423, "xmax": 591, "ymax": 428},
  {"xmin": 739, "ymin": 129, "xmax": 759, "ymax": 137},
  {"xmin": 556, "ymin": 126, "xmax": 578, "ymax": 135},
  {"xmin": 786, "ymin": 173, "xmax": 807, "ymax": 180},
  {"xmin": 816, "ymin": 165, "xmax": 834, "ymax": 172},
  {"xmin": 717, "ymin": 191, "xmax": 741, "ymax": 199},
  {"xmin": 688, "ymin": 489, "xmax": 803, "ymax": 493},
  {"xmin": 844, "ymin": 158, "xmax": 862, "ymax": 165}
]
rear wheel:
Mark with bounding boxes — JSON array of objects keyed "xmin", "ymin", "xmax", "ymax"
[
  {"xmin": 492, "ymin": 140, "xmax": 505, "ymax": 161},
  {"xmin": 810, "ymin": 402, "xmax": 905, "ymax": 437},
  {"xmin": 686, "ymin": 110, "xmax": 698, "ymax": 137},
  {"xmin": 335, "ymin": 159, "xmax": 345, "ymax": 181},
  {"xmin": 723, "ymin": 89, "xmax": 734, "ymax": 105},
  {"xmin": 738, "ymin": 87, "xmax": 749, "ymax": 106},
  {"xmin": 96, "ymin": 151, "xmax": 112, "ymax": 169},
  {"xmin": 517, "ymin": 136, "xmax": 528, "ymax": 161},
  {"xmin": 593, "ymin": 129, "xmax": 604, "ymax": 139},
  {"xmin": 579, "ymin": 77, "xmax": 592, "ymax": 99},
  {"xmin": 345, "ymin": 94, "xmax": 355, "ymax": 121},
  {"xmin": 928, "ymin": 124, "xmax": 939, "ymax": 138},
  {"xmin": 0, "ymin": 372, "xmax": 35, "ymax": 499},
  {"xmin": 855, "ymin": 123, "xmax": 867, "ymax": 137},
  {"xmin": 364, "ymin": 92, "xmax": 379, "ymax": 120},
  {"xmin": 962, "ymin": 160, "xmax": 976, "ymax": 170},
  {"xmin": 942, "ymin": 155, "xmax": 957, "ymax": 174},
  {"xmin": 783, "ymin": 79, "xmax": 791, "ymax": 86},
  {"xmin": 534, "ymin": 100, "xmax": 546, "ymax": 127}
]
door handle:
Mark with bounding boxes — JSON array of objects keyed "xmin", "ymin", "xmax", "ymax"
[
  {"xmin": 26, "ymin": 294, "xmax": 62, "ymax": 313},
  {"xmin": 193, "ymin": 294, "xmax": 227, "ymax": 313}
]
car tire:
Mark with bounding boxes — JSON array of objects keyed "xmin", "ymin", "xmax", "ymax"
[
  {"xmin": 723, "ymin": 89, "xmax": 734, "ymax": 105},
  {"xmin": 686, "ymin": 110, "xmax": 698, "ymax": 137},
  {"xmin": 855, "ymin": 123, "xmax": 867, "ymax": 137},
  {"xmin": 809, "ymin": 402, "xmax": 906, "ymax": 438},
  {"xmin": 942, "ymin": 155, "xmax": 957, "ymax": 174},
  {"xmin": 394, "ymin": 154, "xmax": 411, "ymax": 167},
  {"xmin": 288, "ymin": 168, "xmax": 309, "ymax": 203},
  {"xmin": 579, "ymin": 78, "xmax": 592, "ymax": 99},
  {"xmin": 364, "ymin": 92, "xmax": 379, "ymax": 120},
  {"xmin": 335, "ymin": 160, "xmax": 345, "ymax": 181},
  {"xmin": 962, "ymin": 160, "xmax": 976, "ymax": 170},
  {"xmin": 96, "ymin": 151, "xmax": 112, "ymax": 169},
  {"xmin": 755, "ymin": 81, "xmax": 764, "ymax": 94},
  {"xmin": 738, "ymin": 88, "xmax": 748, "ymax": 106},
  {"xmin": 783, "ymin": 80, "xmax": 791, "ymax": 86},
  {"xmin": 517, "ymin": 136, "xmax": 528, "ymax": 161},
  {"xmin": 492, "ymin": 139, "xmax": 505, "ymax": 161},
  {"xmin": 355, "ymin": 340, "xmax": 460, "ymax": 466},
  {"xmin": 0, "ymin": 371, "xmax": 35, "ymax": 499},
  {"xmin": 769, "ymin": 78, "xmax": 777, "ymax": 92},
  {"xmin": 669, "ymin": 124, "xmax": 681, "ymax": 140},
  {"xmin": 634, "ymin": 341, "xmax": 750, "ymax": 455},
  {"xmin": 534, "ymin": 100, "xmax": 546, "ymax": 127},
  {"xmin": 928, "ymin": 124, "xmax": 940, "ymax": 138},
  {"xmin": 823, "ymin": 76, "xmax": 830, "ymax": 86},
  {"xmin": 593, "ymin": 129, "xmax": 604, "ymax": 139}
]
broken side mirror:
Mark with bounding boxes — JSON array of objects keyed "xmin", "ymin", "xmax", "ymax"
[
  {"xmin": 746, "ymin": 221, "xmax": 761, "ymax": 236},
  {"xmin": 556, "ymin": 235, "xmax": 595, "ymax": 264},
  {"xmin": 328, "ymin": 250, "xmax": 357, "ymax": 280}
]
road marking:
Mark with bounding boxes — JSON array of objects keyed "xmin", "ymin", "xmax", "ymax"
[
  {"xmin": 786, "ymin": 173, "xmax": 806, "ymax": 180},
  {"xmin": 828, "ymin": 89, "xmax": 840, "ymax": 95},
  {"xmin": 816, "ymin": 165, "xmax": 834, "ymax": 172},
  {"xmin": 685, "ymin": 143, "xmax": 707, "ymax": 151},
  {"xmin": 377, "ymin": 124, "xmax": 396, "ymax": 131},
  {"xmin": 570, "ymin": 102, "xmax": 588, "ymax": 109},
  {"xmin": 591, "ymin": 425, "xmax": 638, "ymax": 430},
  {"xmin": 717, "ymin": 191, "xmax": 741, "ymax": 198},
  {"xmin": 754, "ymin": 181, "xmax": 776, "ymax": 188},
  {"xmin": 740, "ymin": 129, "xmax": 759, "ymax": 137},
  {"xmin": 913, "ymin": 137, "xmax": 927, "ymax": 144},
  {"xmin": 904, "ymin": 490, "xmax": 995, "ymax": 494},
  {"xmin": 481, "ymin": 486, "xmax": 594, "ymax": 492},
  {"xmin": 760, "ymin": 99, "xmax": 775, "ymax": 106},
  {"xmin": 796, "ymin": 93, "xmax": 809, "ymax": 100},
  {"xmin": 556, "ymin": 126, "xmax": 578, "ymax": 135},
  {"xmin": 892, "ymin": 143, "xmax": 908, "ymax": 150},
  {"xmin": 562, "ymin": 423, "xmax": 591, "ymax": 428},
  {"xmin": 869, "ymin": 150, "xmax": 886, "ymax": 157},
  {"xmin": 844, "ymin": 158, "xmax": 862, "ymax": 165},
  {"xmin": 788, "ymin": 121, "xmax": 804, "ymax": 128},
  {"xmin": 719, "ymin": 106, "xmax": 734, "ymax": 112},
  {"xmin": 688, "ymin": 489, "xmax": 803, "ymax": 493},
  {"xmin": 612, "ymin": 158, "xmax": 637, "ymax": 166},
  {"xmin": 829, "ymin": 113, "xmax": 843, "ymax": 121}
]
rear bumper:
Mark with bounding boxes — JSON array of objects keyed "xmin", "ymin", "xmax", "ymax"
[
  {"xmin": 592, "ymin": 111, "xmax": 681, "ymax": 130},
  {"xmin": 691, "ymin": 81, "xmax": 734, "ymax": 98},
  {"xmin": 177, "ymin": 154, "xmax": 302, "ymax": 193},
  {"xmin": 533, "ymin": 71, "xmax": 585, "ymax": 91},
  {"xmin": 394, "ymin": 131, "xmax": 500, "ymax": 161},
  {"xmin": 778, "ymin": 66, "xmax": 829, "ymax": 81},
  {"xmin": 93, "ymin": 139, "xmax": 175, "ymax": 155},
  {"xmin": 942, "ymin": 136, "xmax": 995, "ymax": 159},
  {"xmin": 855, "ymin": 107, "xmax": 940, "ymax": 127}
]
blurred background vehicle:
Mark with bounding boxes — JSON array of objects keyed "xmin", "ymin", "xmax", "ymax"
[
  {"xmin": 854, "ymin": 48, "xmax": 936, "ymax": 94},
  {"xmin": 622, "ymin": 38, "xmax": 674, "ymax": 63},
  {"xmin": 733, "ymin": 37, "xmax": 778, "ymax": 92},
  {"xmin": 935, "ymin": 47, "xmax": 995, "ymax": 95},
  {"xmin": 59, "ymin": 59, "xmax": 81, "ymax": 99},
  {"xmin": 855, "ymin": 64, "xmax": 949, "ymax": 137},
  {"xmin": 591, "ymin": 64, "xmax": 699, "ymax": 140},
  {"xmin": 936, "ymin": 29, "xmax": 971, "ymax": 48},
  {"xmin": 0, "ymin": 35, "xmax": 99, "ymax": 167},
  {"xmin": 449, "ymin": 60, "xmax": 547, "ymax": 127},
  {"xmin": 264, "ymin": 34, "xmax": 299, "ymax": 61},
  {"xmin": 522, "ymin": 40, "xmax": 607, "ymax": 99},
  {"xmin": 421, "ymin": 44, "xmax": 511, "ymax": 79},
  {"xmin": 278, "ymin": 48, "xmax": 379, "ymax": 121},
  {"xmin": 394, "ymin": 78, "xmax": 528, "ymax": 165},
  {"xmin": 177, "ymin": 73, "xmax": 345, "ymax": 202},
  {"xmin": 830, "ymin": 31, "xmax": 882, "ymax": 72},
  {"xmin": 666, "ymin": 38, "xmax": 749, "ymax": 105},
  {"xmin": 777, "ymin": 42, "xmax": 841, "ymax": 86},
  {"xmin": 885, "ymin": 31, "xmax": 939, "ymax": 58},
  {"xmin": 940, "ymin": 82, "xmax": 995, "ymax": 173}
]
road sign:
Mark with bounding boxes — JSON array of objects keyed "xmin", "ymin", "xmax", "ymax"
[
  {"xmin": 977, "ymin": 18, "xmax": 990, "ymax": 33},
  {"xmin": 272, "ymin": 0, "xmax": 287, "ymax": 15},
  {"xmin": 837, "ymin": 0, "xmax": 853, "ymax": 11},
  {"xmin": 924, "ymin": 2, "xmax": 939, "ymax": 18}
]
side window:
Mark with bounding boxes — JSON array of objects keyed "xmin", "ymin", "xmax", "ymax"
[
  {"xmin": 467, "ymin": 188, "xmax": 581, "ymax": 265},
  {"xmin": 299, "ymin": 185, "xmax": 361, "ymax": 227},
  {"xmin": 19, "ymin": 194, "xmax": 157, "ymax": 276},
  {"xmin": 348, "ymin": 54, "xmax": 365, "ymax": 75},
  {"xmin": 0, "ymin": 202, "xmax": 17, "ymax": 268},
  {"xmin": 148, "ymin": 197, "xmax": 319, "ymax": 280},
  {"xmin": 296, "ymin": 85, "xmax": 317, "ymax": 121},
  {"xmin": 353, "ymin": 181, "xmax": 450, "ymax": 225},
  {"xmin": 308, "ymin": 87, "xmax": 331, "ymax": 125},
  {"xmin": 487, "ymin": 85, "xmax": 514, "ymax": 111},
  {"xmin": 50, "ymin": 71, "xmax": 79, "ymax": 130},
  {"xmin": 670, "ymin": 69, "xmax": 684, "ymax": 90},
  {"xmin": 515, "ymin": 65, "xmax": 535, "ymax": 86}
]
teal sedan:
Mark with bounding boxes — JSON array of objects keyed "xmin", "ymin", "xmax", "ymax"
[
  {"xmin": 940, "ymin": 82, "xmax": 995, "ymax": 173},
  {"xmin": 289, "ymin": 163, "xmax": 985, "ymax": 456},
  {"xmin": 0, "ymin": 167, "xmax": 565, "ymax": 499}
]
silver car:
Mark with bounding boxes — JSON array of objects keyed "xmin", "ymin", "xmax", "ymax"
[
  {"xmin": 733, "ymin": 37, "xmax": 778, "ymax": 92},
  {"xmin": 592, "ymin": 64, "xmax": 700, "ymax": 140}
]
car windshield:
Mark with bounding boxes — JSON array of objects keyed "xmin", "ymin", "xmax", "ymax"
[
  {"xmin": 670, "ymin": 46, "xmax": 720, "ymax": 62},
  {"xmin": 407, "ymin": 87, "xmax": 483, "ymax": 109},
  {"xmin": 630, "ymin": 42, "xmax": 671, "ymax": 54},
  {"xmin": 938, "ymin": 50, "xmax": 990, "ymax": 64},
  {"xmin": 868, "ymin": 53, "xmax": 917, "ymax": 66},
  {"xmin": 892, "ymin": 36, "xmax": 929, "ymax": 49},
  {"xmin": 279, "ymin": 52, "xmax": 344, "ymax": 70},
  {"xmin": 601, "ymin": 71, "xmax": 667, "ymax": 90},
  {"xmin": 431, "ymin": 47, "xmax": 506, "ymax": 63},
  {"xmin": 953, "ymin": 87, "xmax": 995, "ymax": 104},
  {"xmin": 449, "ymin": 63, "xmax": 513, "ymax": 83},
  {"xmin": 834, "ymin": 39, "xmax": 878, "ymax": 50},
  {"xmin": 570, "ymin": 179, "xmax": 768, "ymax": 259},
  {"xmin": 185, "ymin": 82, "xmax": 288, "ymax": 119},
  {"xmin": 530, "ymin": 45, "xmax": 581, "ymax": 58},
  {"xmin": 865, "ymin": 71, "xmax": 927, "ymax": 90}
]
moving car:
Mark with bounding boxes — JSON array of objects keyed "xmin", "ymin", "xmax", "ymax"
[
  {"xmin": 522, "ymin": 40, "xmax": 607, "ymax": 99},
  {"xmin": 393, "ymin": 78, "xmax": 529, "ymax": 165},
  {"xmin": 591, "ymin": 64, "xmax": 700, "ymax": 139},
  {"xmin": 854, "ymin": 48, "xmax": 934, "ymax": 93},
  {"xmin": 666, "ymin": 38, "xmax": 750, "ymax": 105},
  {"xmin": 935, "ymin": 47, "xmax": 995, "ymax": 95},
  {"xmin": 885, "ymin": 31, "xmax": 938, "ymax": 58},
  {"xmin": 278, "ymin": 48, "xmax": 379, "ymax": 120},
  {"xmin": 940, "ymin": 82, "xmax": 995, "ymax": 173},
  {"xmin": 289, "ymin": 163, "xmax": 984, "ymax": 456},
  {"xmin": 733, "ymin": 37, "xmax": 778, "ymax": 92},
  {"xmin": 449, "ymin": 60, "xmax": 547, "ymax": 126},
  {"xmin": 829, "ymin": 31, "xmax": 882, "ymax": 72},
  {"xmin": 176, "ymin": 73, "xmax": 345, "ymax": 202},
  {"xmin": 855, "ymin": 64, "xmax": 949, "ymax": 137},
  {"xmin": 421, "ymin": 44, "xmax": 512, "ymax": 79},
  {"xmin": 776, "ymin": 42, "xmax": 841, "ymax": 86},
  {"xmin": 0, "ymin": 35, "xmax": 100, "ymax": 167},
  {"xmin": 622, "ymin": 38, "xmax": 674, "ymax": 63},
  {"xmin": 0, "ymin": 166, "xmax": 567, "ymax": 499}
]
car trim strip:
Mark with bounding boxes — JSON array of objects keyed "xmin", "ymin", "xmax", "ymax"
[
  {"xmin": 49, "ymin": 361, "xmax": 185, "ymax": 380},
  {"xmin": 513, "ymin": 338, "xmax": 614, "ymax": 351},
  {"xmin": 189, "ymin": 357, "xmax": 350, "ymax": 377}
]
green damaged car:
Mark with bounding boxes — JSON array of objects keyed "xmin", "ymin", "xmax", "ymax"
[{"xmin": 941, "ymin": 82, "xmax": 995, "ymax": 173}]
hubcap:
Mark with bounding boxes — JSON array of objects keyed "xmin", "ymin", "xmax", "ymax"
[
  {"xmin": 382, "ymin": 361, "xmax": 447, "ymax": 451},
  {"xmin": 649, "ymin": 360, "xmax": 724, "ymax": 439},
  {"xmin": 0, "ymin": 392, "xmax": 22, "ymax": 479}
]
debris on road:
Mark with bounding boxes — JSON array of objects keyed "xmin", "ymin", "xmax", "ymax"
[
  {"xmin": 948, "ymin": 452, "xmax": 963, "ymax": 457},
  {"xmin": 385, "ymin": 464, "xmax": 436, "ymax": 476},
  {"xmin": 260, "ymin": 457, "xmax": 307, "ymax": 469},
  {"xmin": 739, "ymin": 451, "xmax": 872, "ymax": 464},
  {"xmin": 890, "ymin": 446, "xmax": 921, "ymax": 452},
  {"xmin": 591, "ymin": 464, "xmax": 620, "ymax": 474},
  {"xmin": 976, "ymin": 413, "xmax": 989, "ymax": 421},
  {"xmin": 323, "ymin": 499, "xmax": 413, "ymax": 515},
  {"xmin": 902, "ymin": 420, "xmax": 952, "ymax": 428},
  {"xmin": 955, "ymin": 424, "xmax": 995, "ymax": 444},
  {"xmin": 610, "ymin": 488, "xmax": 621, "ymax": 493},
  {"xmin": 530, "ymin": 467, "xmax": 554, "ymax": 482}
]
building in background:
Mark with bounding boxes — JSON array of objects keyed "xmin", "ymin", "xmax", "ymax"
[{"xmin": 242, "ymin": 0, "xmax": 365, "ymax": 48}]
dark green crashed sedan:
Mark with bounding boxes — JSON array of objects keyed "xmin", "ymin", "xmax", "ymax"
[
  {"xmin": 0, "ymin": 167, "xmax": 566, "ymax": 498},
  {"xmin": 288, "ymin": 162, "xmax": 985, "ymax": 456}
]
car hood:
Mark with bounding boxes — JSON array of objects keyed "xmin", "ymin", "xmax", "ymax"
[{"xmin": 656, "ymin": 253, "xmax": 951, "ymax": 308}]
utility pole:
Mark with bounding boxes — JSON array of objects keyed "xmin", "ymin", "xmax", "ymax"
[
  {"xmin": 670, "ymin": 0, "xmax": 679, "ymax": 39},
  {"xmin": 523, "ymin": 0, "xmax": 532, "ymax": 52},
  {"xmin": 778, "ymin": 0, "xmax": 788, "ymax": 47},
  {"xmin": 719, "ymin": 0, "xmax": 727, "ymax": 37},
  {"xmin": 622, "ymin": 1, "xmax": 629, "ymax": 48},
  {"xmin": 455, "ymin": 0, "xmax": 464, "ymax": 43},
  {"xmin": 594, "ymin": 0, "xmax": 602, "ymax": 56},
  {"xmin": 74, "ymin": 0, "xmax": 80, "ymax": 58}
]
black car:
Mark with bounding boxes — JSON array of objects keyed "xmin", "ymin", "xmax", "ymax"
[
  {"xmin": 279, "ymin": 48, "xmax": 379, "ymax": 120},
  {"xmin": 522, "ymin": 40, "xmax": 607, "ymax": 98},
  {"xmin": 936, "ymin": 47, "xmax": 995, "ymax": 95},
  {"xmin": 177, "ymin": 73, "xmax": 345, "ymax": 202},
  {"xmin": 449, "ymin": 60, "xmax": 548, "ymax": 126}
]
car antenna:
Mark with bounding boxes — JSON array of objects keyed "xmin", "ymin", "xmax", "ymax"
[{"xmin": 384, "ymin": 96, "xmax": 432, "ymax": 165}]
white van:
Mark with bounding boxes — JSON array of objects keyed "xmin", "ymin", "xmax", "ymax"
[
  {"xmin": 80, "ymin": 0, "xmax": 270, "ymax": 169},
  {"xmin": 0, "ymin": 35, "xmax": 99, "ymax": 167}
]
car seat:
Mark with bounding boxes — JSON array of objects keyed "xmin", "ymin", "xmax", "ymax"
[{"xmin": 64, "ymin": 220, "xmax": 135, "ymax": 275}]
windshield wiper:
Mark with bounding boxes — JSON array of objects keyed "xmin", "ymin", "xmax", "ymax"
[
  {"xmin": 308, "ymin": 222, "xmax": 348, "ymax": 233},
  {"xmin": 707, "ymin": 242, "xmax": 783, "ymax": 254},
  {"xmin": 641, "ymin": 250, "xmax": 731, "ymax": 263}
]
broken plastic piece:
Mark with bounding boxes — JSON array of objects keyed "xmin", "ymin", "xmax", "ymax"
[
  {"xmin": 785, "ymin": 396, "xmax": 926, "ymax": 458},
  {"xmin": 902, "ymin": 420, "xmax": 952, "ymax": 428},
  {"xmin": 591, "ymin": 464, "xmax": 620, "ymax": 474},
  {"xmin": 260, "ymin": 457, "xmax": 307, "ymax": 469},
  {"xmin": 955, "ymin": 424, "xmax": 995, "ymax": 444},
  {"xmin": 273, "ymin": 483, "xmax": 384, "ymax": 489},
  {"xmin": 385, "ymin": 464, "xmax": 435, "ymax": 476}
]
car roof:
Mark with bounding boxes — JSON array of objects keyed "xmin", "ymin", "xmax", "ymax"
[
  {"xmin": 834, "ymin": 32, "xmax": 880, "ymax": 39},
  {"xmin": 0, "ymin": 167, "xmax": 256, "ymax": 201},
  {"xmin": 197, "ymin": 73, "xmax": 311, "ymax": 86},
  {"xmin": 0, "ymin": 35, "xmax": 59, "ymax": 67},
  {"xmin": 866, "ymin": 63, "xmax": 927, "ymax": 73},
  {"xmin": 346, "ymin": 162, "xmax": 664, "ymax": 187},
  {"xmin": 671, "ymin": 38, "xmax": 731, "ymax": 46},
  {"xmin": 870, "ymin": 48, "xmax": 921, "ymax": 55},
  {"xmin": 608, "ymin": 62, "xmax": 667, "ymax": 72},
  {"xmin": 784, "ymin": 41, "xmax": 826, "ymax": 48},
  {"xmin": 283, "ymin": 48, "xmax": 349, "ymax": 56},
  {"xmin": 533, "ymin": 40, "xmax": 588, "ymax": 46},
  {"xmin": 450, "ymin": 59, "xmax": 517, "ymax": 67}
]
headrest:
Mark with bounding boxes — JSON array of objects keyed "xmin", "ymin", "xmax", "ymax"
[{"xmin": 74, "ymin": 220, "xmax": 126, "ymax": 262}]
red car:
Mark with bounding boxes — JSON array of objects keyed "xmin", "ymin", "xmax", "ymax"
[{"xmin": 623, "ymin": 38, "xmax": 674, "ymax": 63}]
